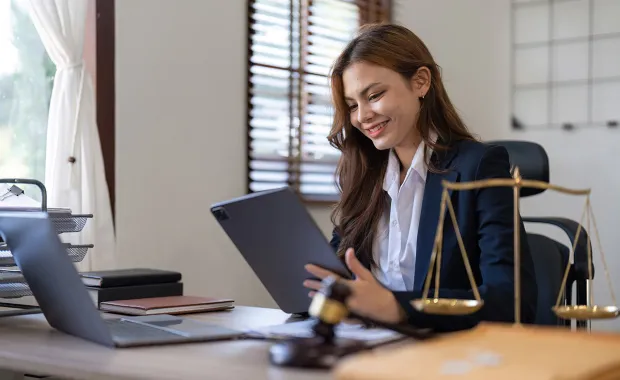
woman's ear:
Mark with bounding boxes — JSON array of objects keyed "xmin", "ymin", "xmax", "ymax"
[{"xmin": 410, "ymin": 67, "xmax": 431, "ymax": 98}]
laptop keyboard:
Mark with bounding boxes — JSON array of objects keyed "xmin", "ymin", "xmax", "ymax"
[{"xmin": 105, "ymin": 318, "xmax": 184, "ymax": 344}]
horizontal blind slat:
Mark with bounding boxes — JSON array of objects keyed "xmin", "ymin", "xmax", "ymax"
[
  {"xmin": 253, "ymin": 1, "xmax": 291, "ymax": 17},
  {"xmin": 252, "ymin": 12, "xmax": 290, "ymax": 28},
  {"xmin": 250, "ymin": 171, "xmax": 290, "ymax": 182},
  {"xmin": 251, "ymin": 128, "xmax": 295, "ymax": 141},
  {"xmin": 308, "ymin": 34, "xmax": 351, "ymax": 51},
  {"xmin": 308, "ymin": 25, "xmax": 353, "ymax": 43},
  {"xmin": 307, "ymin": 16, "xmax": 359, "ymax": 35},
  {"xmin": 312, "ymin": 0, "xmax": 358, "ymax": 12},
  {"xmin": 307, "ymin": 43, "xmax": 348, "ymax": 61},
  {"xmin": 250, "ymin": 182, "xmax": 291, "ymax": 192},
  {"xmin": 254, "ymin": 0, "xmax": 291, "ymax": 6},
  {"xmin": 300, "ymin": 184, "xmax": 340, "ymax": 196}
]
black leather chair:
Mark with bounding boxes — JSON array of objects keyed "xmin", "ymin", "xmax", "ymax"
[{"xmin": 489, "ymin": 140, "xmax": 591, "ymax": 329}]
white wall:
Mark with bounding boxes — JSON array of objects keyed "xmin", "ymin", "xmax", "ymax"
[
  {"xmin": 114, "ymin": 0, "xmax": 334, "ymax": 309},
  {"xmin": 395, "ymin": 0, "xmax": 620, "ymax": 331},
  {"xmin": 115, "ymin": 0, "xmax": 619, "ymax": 330}
]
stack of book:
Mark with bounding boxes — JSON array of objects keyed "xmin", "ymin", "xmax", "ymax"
[{"xmin": 79, "ymin": 268, "xmax": 183, "ymax": 307}]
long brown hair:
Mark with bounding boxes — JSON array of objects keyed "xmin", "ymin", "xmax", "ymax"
[{"xmin": 328, "ymin": 23, "xmax": 475, "ymax": 268}]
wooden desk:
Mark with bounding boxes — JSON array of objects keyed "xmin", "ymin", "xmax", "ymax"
[{"xmin": 0, "ymin": 306, "xmax": 332, "ymax": 380}]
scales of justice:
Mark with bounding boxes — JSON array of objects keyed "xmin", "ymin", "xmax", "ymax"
[{"xmin": 410, "ymin": 166, "xmax": 619, "ymax": 324}]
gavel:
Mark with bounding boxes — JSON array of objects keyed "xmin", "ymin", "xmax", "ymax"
[{"xmin": 269, "ymin": 276, "xmax": 434, "ymax": 369}]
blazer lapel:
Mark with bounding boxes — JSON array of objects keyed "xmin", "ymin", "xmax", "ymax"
[{"xmin": 414, "ymin": 145, "xmax": 460, "ymax": 290}]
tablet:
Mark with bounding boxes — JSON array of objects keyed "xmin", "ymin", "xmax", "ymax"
[{"xmin": 211, "ymin": 187, "xmax": 351, "ymax": 315}]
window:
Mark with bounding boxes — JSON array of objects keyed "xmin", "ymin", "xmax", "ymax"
[
  {"xmin": 0, "ymin": 0, "xmax": 115, "ymax": 209},
  {"xmin": 247, "ymin": 0, "xmax": 391, "ymax": 202},
  {"xmin": 511, "ymin": 0, "xmax": 620, "ymax": 131},
  {"xmin": 0, "ymin": 0, "xmax": 54, "ymax": 198}
]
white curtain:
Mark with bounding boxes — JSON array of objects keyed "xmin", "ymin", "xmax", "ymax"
[{"xmin": 26, "ymin": 0, "xmax": 116, "ymax": 271}]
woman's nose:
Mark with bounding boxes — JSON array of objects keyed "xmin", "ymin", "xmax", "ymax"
[{"xmin": 357, "ymin": 104, "xmax": 374, "ymax": 125}]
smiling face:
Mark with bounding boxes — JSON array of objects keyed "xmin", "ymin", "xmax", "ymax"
[{"xmin": 343, "ymin": 61, "xmax": 429, "ymax": 152}]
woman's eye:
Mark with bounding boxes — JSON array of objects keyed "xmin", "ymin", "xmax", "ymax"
[
  {"xmin": 369, "ymin": 91, "xmax": 384, "ymax": 101},
  {"xmin": 348, "ymin": 104, "xmax": 358, "ymax": 112}
]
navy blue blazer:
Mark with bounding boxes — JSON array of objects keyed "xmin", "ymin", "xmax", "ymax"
[{"xmin": 330, "ymin": 139, "xmax": 538, "ymax": 332}]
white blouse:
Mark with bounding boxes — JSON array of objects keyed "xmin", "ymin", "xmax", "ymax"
[{"xmin": 371, "ymin": 140, "xmax": 430, "ymax": 291}]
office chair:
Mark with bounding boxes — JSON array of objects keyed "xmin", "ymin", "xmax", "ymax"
[{"xmin": 489, "ymin": 140, "xmax": 591, "ymax": 329}]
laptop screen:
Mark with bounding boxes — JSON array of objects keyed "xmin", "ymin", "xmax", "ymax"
[{"xmin": 0, "ymin": 212, "xmax": 115, "ymax": 347}]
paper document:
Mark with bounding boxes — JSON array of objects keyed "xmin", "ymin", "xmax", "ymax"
[
  {"xmin": 250, "ymin": 319, "xmax": 405, "ymax": 344},
  {"xmin": 0, "ymin": 185, "xmax": 40, "ymax": 208}
]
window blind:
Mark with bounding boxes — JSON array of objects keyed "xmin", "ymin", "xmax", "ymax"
[{"xmin": 247, "ymin": 0, "xmax": 391, "ymax": 202}]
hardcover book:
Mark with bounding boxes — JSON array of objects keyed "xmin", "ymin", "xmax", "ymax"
[{"xmin": 99, "ymin": 295, "xmax": 234, "ymax": 316}]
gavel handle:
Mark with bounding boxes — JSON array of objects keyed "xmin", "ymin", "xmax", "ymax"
[{"xmin": 347, "ymin": 312, "xmax": 435, "ymax": 340}]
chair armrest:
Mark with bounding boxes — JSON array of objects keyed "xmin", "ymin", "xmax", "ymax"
[{"xmin": 522, "ymin": 217, "xmax": 593, "ymax": 280}]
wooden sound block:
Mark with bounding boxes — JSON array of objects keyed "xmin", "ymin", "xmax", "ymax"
[{"xmin": 333, "ymin": 322, "xmax": 620, "ymax": 380}]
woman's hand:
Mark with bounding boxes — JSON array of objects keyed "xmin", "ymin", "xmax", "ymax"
[{"xmin": 303, "ymin": 248, "xmax": 405, "ymax": 324}]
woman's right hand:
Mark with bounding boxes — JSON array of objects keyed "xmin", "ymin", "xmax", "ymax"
[{"xmin": 304, "ymin": 248, "xmax": 406, "ymax": 324}]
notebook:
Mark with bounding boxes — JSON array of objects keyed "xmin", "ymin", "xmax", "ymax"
[
  {"xmin": 87, "ymin": 282, "xmax": 184, "ymax": 306},
  {"xmin": 99, "ymin": 296, "xmax": 234, "ymax": 316},
  {"xmin": 80, "ymin": 268, "xmax": 182, "ymax": 287}
]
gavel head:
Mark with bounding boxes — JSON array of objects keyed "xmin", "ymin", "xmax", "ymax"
[
  {"xmin": 268, "ymin": 276, "xmax": 363, "ymax": 368},
  {"xmin": 308, "ymin": 276, "xmax": 351, "ymax": 325}
]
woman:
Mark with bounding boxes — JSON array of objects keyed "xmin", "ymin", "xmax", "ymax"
[{"xmin": 303, "ymin": 23, "xmax": 538, "ymax": 332}]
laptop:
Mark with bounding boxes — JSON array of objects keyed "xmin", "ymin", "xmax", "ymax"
[
  {"xmin": 211, "ymin": 187, "xmax": 352, "ymax": 315},
  {"xmin": 0, "ymin": 211, "xmax": 244, "ymax": 348}
]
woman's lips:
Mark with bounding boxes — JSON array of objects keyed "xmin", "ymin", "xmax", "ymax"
[{"xmin": 367, "ymin": 121, "xmax": 388, "ymax": 138}]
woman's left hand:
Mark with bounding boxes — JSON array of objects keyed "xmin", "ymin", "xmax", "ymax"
[{"xmin": 304, "ymin": 248, "xmax": 405, "ymax": 324}]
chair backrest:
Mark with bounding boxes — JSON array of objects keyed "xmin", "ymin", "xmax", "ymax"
[
  {"xmin": 489, "ymin": 140, "xmax": 578, "ymax": 327},
  {"xmin": 526, "ymin": 233, "xmax": 571, "ymax": 326},
  {"xmin": 488, "ymin": 140, "xmax": 549, "ymax": 197}
]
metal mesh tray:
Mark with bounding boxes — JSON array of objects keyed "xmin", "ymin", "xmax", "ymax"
[
  {"xmin": 50, "ymin": 214, "xmax": 93, "ymax": 234},
  {"xmin": 0, "ymin": 207, "xmax": 71, "ymax": 214},
  {"xmin": 0, "ymin": 271, "xmax": 35, "ymax": 302},
  {"xmin": 0, "ymin": 272, "xmax": 26, "ymax": 284},
  {"xmin": 0, "ymin": 243, "xmax": 93, "ymax": 266},
  {"xmin": 0, "ymin": 207, "xmax": 92, "ymax": 235},
  {"xmin": 0, "ymin": 282, "xmax": 32, "ymax": 298}
]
